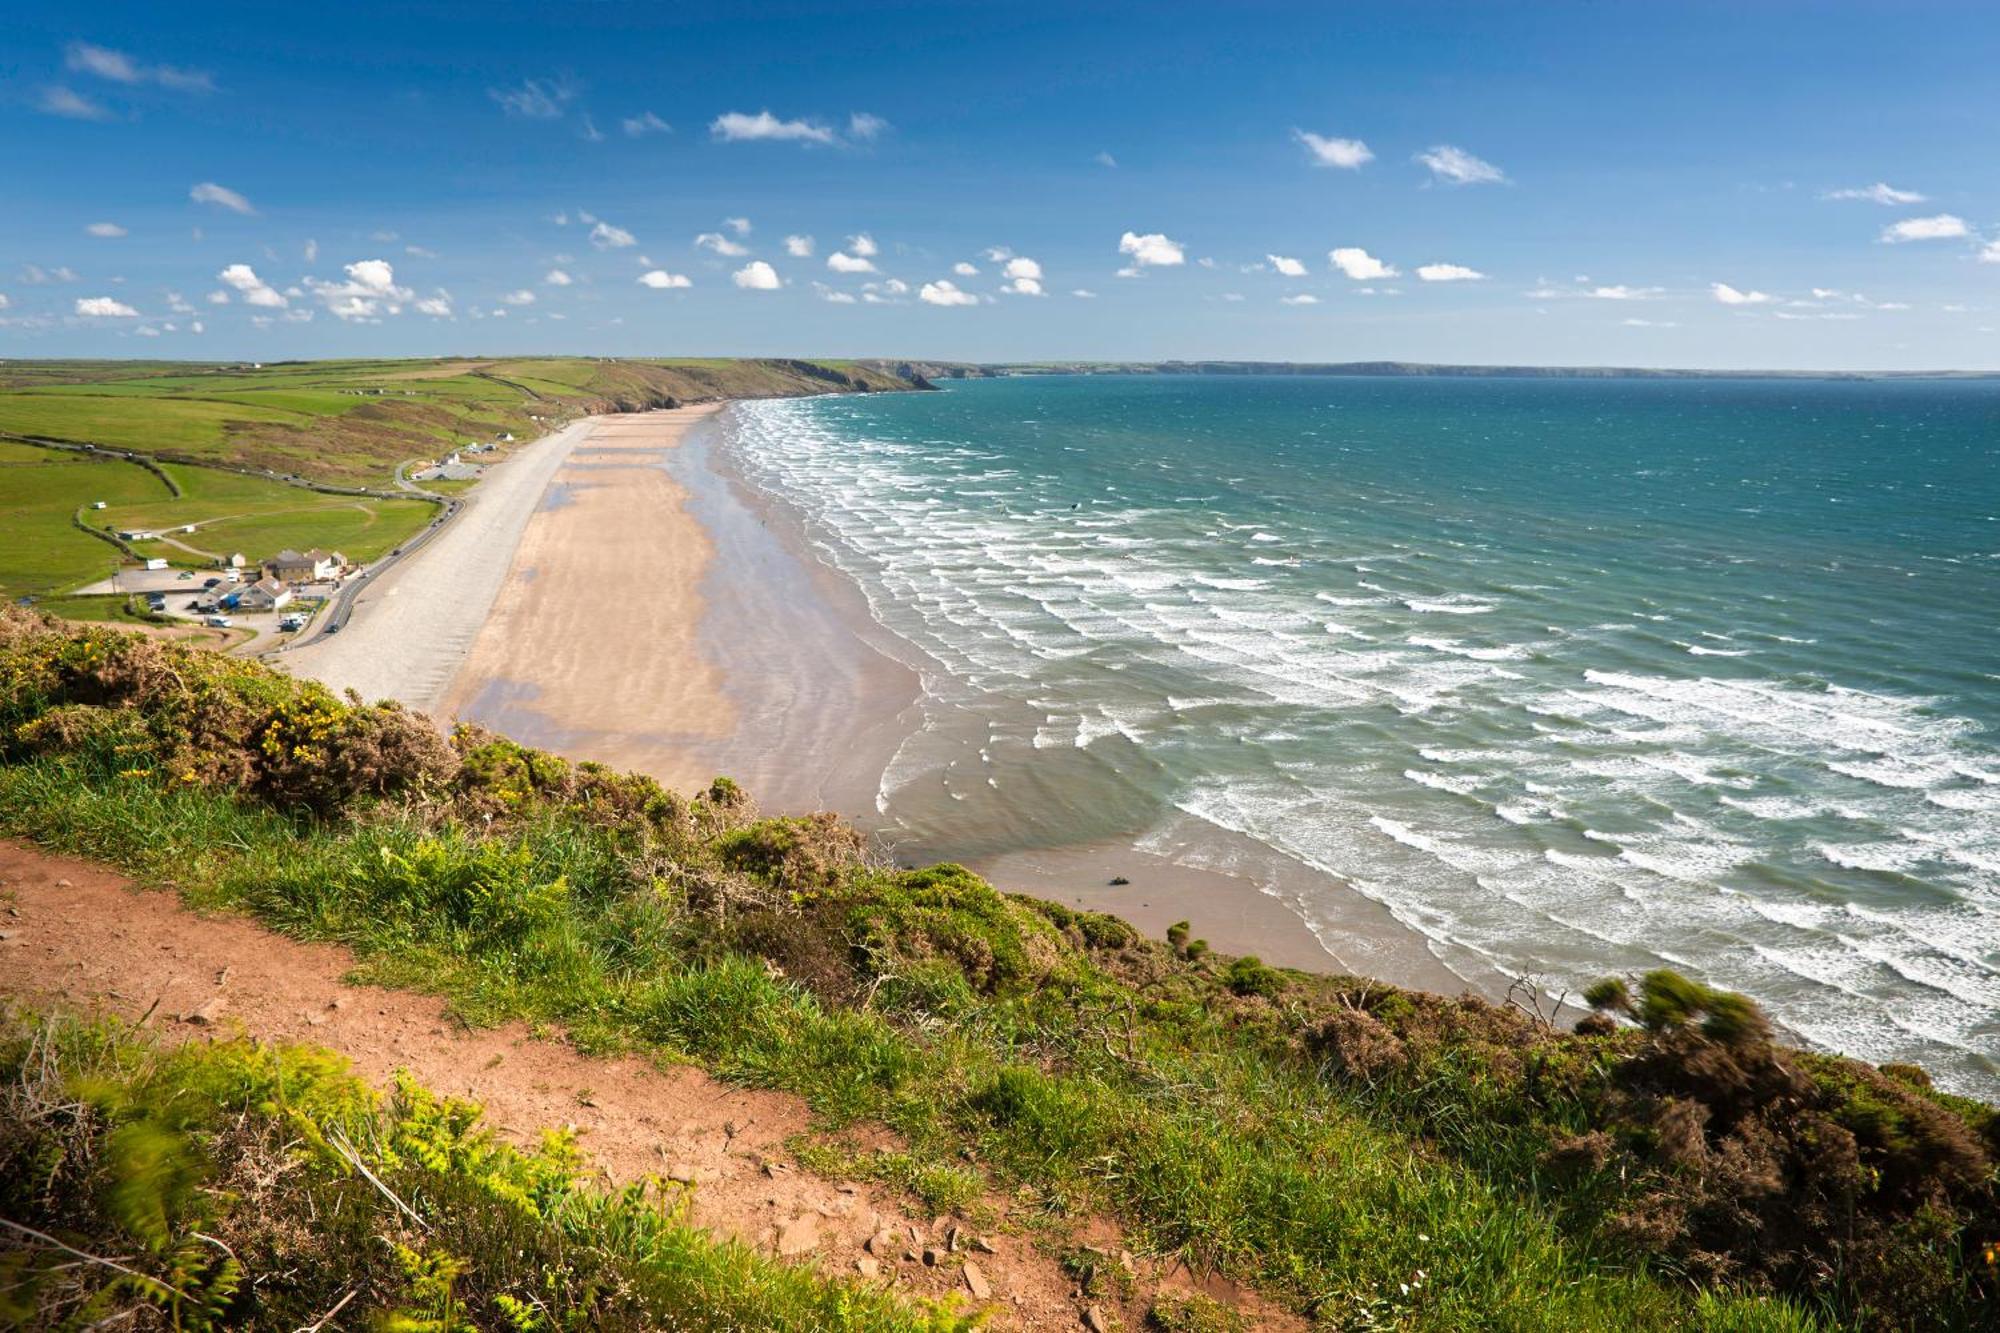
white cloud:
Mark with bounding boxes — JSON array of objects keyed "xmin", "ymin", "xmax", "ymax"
[
  {"xmin": 1981, "ymin": 239, "xmax": 2000, "ymax": 265},
  {"xmin": 75, "ymin": 296, "xmax": 138, "ymax": 317},
  {"xmin": 37, "ymin": 86, "xmax": 112, "ymax": 120},
  {"xmin": 590, "ymin": 220, "xmax": 637, "ymax": 250},
  {"xmin": 1003, "ymin": 256, "xmax": 1043, "ymax": 282},
  {"xmin": 638, "ymin": 269, "xmax": 693, "ymax": 288},
  {"xmin": 1266, "ymin": 254, "xmax": 1307, "ymax": 277},
  {"xmin": 21, "ymin": 265, "xmax": 79, "ymax": 285},
  {"xmin": 66, "ymin": 42, "xmax": 212, "ymax": 93},
  {"xmin": 1880, "ymin": 214, "xmax": 1969, "ymax": 243},
  {"xmin": 848, "ymin": 112, "xmax": 888, "ymax": 140},
  {"xmin": 919, "ymin": 279, "xmax": 979, "ymax": 306},
  {"xmin": 953, "ymin": 261, "xmax": 979, "ymax": 276},
  {"xmin": 1711, "ymin": 282, "xmax": 1773, "ymax": 305},
  {"xmin": 305, "ymin": 258, "xmax": 414, "ymax": 321},
  {"xmin": 1002, "ymin": 276, "xmax": 1045, "ymax": 296},
  {"xmin": 1416, "ymin": 262, "xmax": 1485, "ymax": 282},
  {"xmin": 1416, "ymin": 144, "xmax": 1506, "ymax": 185},
  {"xmin": 1588, "ymin": 284, "xmax": 1662, "ymax": 300},
  {"xmin": 1221, "ymin": 292, "xmax": 1245, "ymax": 302},
  {"xmin": 1280, "ymin": 293, "xmax": 1320, "ymax": 305},
  {"xmin": 405, "ymin": 245, "xmax": 438, "ymax": 259},
  {"xmin": 1823, "ymin": 182, "xmax": 1926, "ymax": 205},
  {"xmin": 622, "ymin": 111, "xmax": 671, "ymax": 136},
  {"xmin": 725, "ymin": 216, "xmax": 752, "ymax": 236},
  {"xmin": 695, "ymin": 231, "xmax": 748, "ymax": 257},
  {"xmin": 491, "ymin": 77, "xmax": 575, "ymax": 120},
  {"xmin": 1329, "ymin": 247, "xmax": 1396, "ymax": 280},
  {"xmin": 848, "ymin": 232, "xmax": 879, "ymax": 257},
  {"xmin": 809, "ymin": 282, "xmax": 856, "ymax": 304},
  {"xmin": 1115, "ymin": 266, "xmax": 1141, "ymax": 278},
  {"xmin": 166, "ymin": 291, "xmax": 194, "ymax": 314},
  {"xmin": 1293, "ymin": 130, "xmax": 1373, "ymax": 169},
  {"xmin": 217, "ymin": 263, "xmax": 287, "ymax": 308},
  {"xmin": 303, "ymin": 238, "xmax": 318, "ymax": 263},
  {"xmin": 413, "ymin": 292, "xmax": 453, "ymax": 317},
  {"xmin": 206, "ymin": 289, "xmax": 229, "ymax": 305},
  {"xmin": 981, "ymin": 246, "xmax": 1012, "ymax": 262},
  {"xmin": 710, "ymin": 110, "xmax": 835, "ymax": 144},
  {"xmin": 1621, "ymin": 318, "xmax": 1677, "ymax": 327},
  {"xmin": 1094, "ymin": 151, "xmax": 1117, "ymax": 168},
  {"xmin": 784, "ymin": 234, "xmax": 815, "ymax": 257},
  {"xmin": 85, "ymin": 221, "xmax": 127, "ymax": 238},
  {"xmin": 544, "ymin": 268, "xmax": 573, "ymax": 286},
  {"xmin": 0, "ymin": 294, "xmax": 9, "ymax": 309},
  {"xmin": 1071, "ymin": 288, "xmax": 1097, "ymax": 298},
  {"xmin": 1118, "ymin": 231, "xmax": 1185, "ymax": 267},
  {"xmin": 827, "ymin": 251, "xmax": 877, "ymax": 274},
  {"xmin": 732, "ymin": 260, "xmax": 781, "ymax": 290},
  {"xmin": 502, "ymin": 289, "xmax": 536, "ymax": 305},
  {"xmin": 190, "ymin": 182, "xmax": 255, "ymax": 215}
]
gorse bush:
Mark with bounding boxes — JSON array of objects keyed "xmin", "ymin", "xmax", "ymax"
[{"xmin": 3, "ymin": 607, "xmax": 1996, "ymax": 1331}]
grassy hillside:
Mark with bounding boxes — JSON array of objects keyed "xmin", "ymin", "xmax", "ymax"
[
  {"xmin": 0, "ymin": 357, "xmax": 922, "ymax": 602},
  {"xmin": 0, "ymin": 609, "xmax": 1993, "ymax": 1330}
]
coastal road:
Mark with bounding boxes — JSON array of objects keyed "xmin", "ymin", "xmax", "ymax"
[{"xmin": 279, "ymin": 417, "xmax": 592, "ymax": 710}]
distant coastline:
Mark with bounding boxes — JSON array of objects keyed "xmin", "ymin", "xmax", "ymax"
[{"xmin": 877, "ymin": 357, "xmax": 2000, "ymax": 382}]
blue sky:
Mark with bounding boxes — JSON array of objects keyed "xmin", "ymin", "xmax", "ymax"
[{"xmin": 5, "ymin": 0, "xmax": 1999, "ymax": 368}]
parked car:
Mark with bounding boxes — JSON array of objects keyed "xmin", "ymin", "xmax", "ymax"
[{"xmin": 204, "ymin": 615, "xmax": 232, "ymax": 628}]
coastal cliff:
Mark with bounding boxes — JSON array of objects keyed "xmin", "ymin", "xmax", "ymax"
[{"xmin": 2, "ymin": 606, "xmax": 1993, "ymax": 1331}]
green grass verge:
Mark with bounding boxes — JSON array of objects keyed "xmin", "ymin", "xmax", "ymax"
[{"xmin": 0, "ymin": 1007, "xmax": 974, "ymax": 1331}]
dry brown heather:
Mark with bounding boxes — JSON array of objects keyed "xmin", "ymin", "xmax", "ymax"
[{"xmin": 0, "ymin": 606, "xmax": 1995, "ymax": 1332}]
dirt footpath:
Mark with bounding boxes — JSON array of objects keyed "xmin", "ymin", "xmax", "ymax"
[{"xmin": 0, "ymin": 840, "xmax": 1297, "ymax": 1331}]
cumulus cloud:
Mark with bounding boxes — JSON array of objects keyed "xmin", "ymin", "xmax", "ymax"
[
  {"xmin": 622, "ymin": 111, "xmax": 670, "ymax": 136},
  {"xmin": 1071, "ymin": 289, "xmax": 1096, "ymax": 298},
  {"xmin": 827, "ymin": 251, "xmax": 877, "ymax": 274},
  {"xmin": 491, "ymin": 77, "xmax": 575, "ymax": 120},
  {"xmin": 732, "ymin": 260, "xmax": 781, "ymax": 290},
  {"xmin": 413, "ymin": 294, "xmax": 453, "ymax": 318},
  {"xmin": 1621, "ymin": 318, "xmax": 1677, "ymax": 327},
  {"xmin": 710, "ymin": 110, "xmax": 835, "ymax": 144},
  {"xmin": 589, "ymin": 220, "xmax": 637, "ymax": 250},
  {"xmin": 303, "ymin": 238, "xmax": 318, "ymax": 263},
  {"xmin": 784, "ymin": 234, "xmax": 815, "ymax": 257},
  {"xmin": 1280, "ymin": 293, "xmax": 1320, "ymax": 305},
  {"xmin": 66, "ymin": 42, "xmax": 213, "ymax": 93},
  {"xmin": 1293, "ymin": 130, "xmax": 1373, "ymax": 169},
  {"xmin": 75, "ymin": 296, "xmax": 138, "ymax": 317},
  {"xmin": 639, "ymin": 269, "xmax": 692, "ymax": 288},
  {"xmin": 812, "ymin": 282, "xmax": 857, "ymax": 304},
  {"xmin": 1588, "ymin": 284, "xmax": 1662, "ymax": 300},
  {"xmin": 21, "ymin": 264, "xmax": 79, "ymax": 285},
  {"xmin": 544, "ymin": 268, "xmax": 573, "ymax": 286},
  {"xmin": 1880, "ymin": 214, "xmax": 1969, "ymax": 243},
  {"xmin": 953, "ymin": 261, "xmax": 979, "ymax": 276},
  {"xmin": 0, "ymin": 294, "xmax": 9, "ymax": 309},
  {"xmin": 1416, "ymin": 262, "xmax": 1484, "ymax": 282},
  {"xmin": 1823, "ymin": 182, "xmax": 1926, "ymax": 205},
  {"xmin": 190, "ymin": 182, "xmax": 255, "ymax": 214},
  {"xmin": 695, "ymin": 231, "xmax": 748, "ymax": 257},
  {"xmin": 919, "ymin": 279, "xmax": 979, "ymax": 306},
  {"xmin": 725, "ymin": 216, "xmax": 752, "ymax": 236},
  {"xmin": 1329, "ymin": 247, "xmax": 1396, "ymax": 280},
  {"xmin": 1266, "ymin": 254, "xmax": 1307, "ymax": 277},
  {"xmin": 1003, "ymin": 256, "xmax": 1042, "ymax": 281},
  {"xmin": 501, "ymin": 289, "xmax": 536, "ymax": 305},
  {"xmin": 848, "ymin": 111, "xmax": 888, "ymax": 140},
  {"xmin": 306, "ymin": 258, "xmax": 414, "ymax": 321},
  {"xmin": 848, "ymin": 232, "xmax": 879, "ymax": 257},
  {"xmin": 1416, "ymin": 144, "xmax": 1507, "ymax": 185},
  {"xmin": 217, "ymin": 263, "xmax": 286, "ymax": 308},
  {"xmin": 36, "ymin": 86, "xmax": 112, "ymax": 120},
  {"xmin": 1094, "ymin": 151, "xmax": 1118, "ymax": 168},
  {"xmin": 85, "ymin": 222, "xmax": 127, "ymax": 238},
  {"xmin": 1118, "ymin": 231, "xmax": 1185, "ymax": 268},
  {"xmin": 1711, "ymin": 282, "xmax": 1773, "ymax": 305},
  {"xmin": 1981, "ymin": 239, "xmax": 2000, "ymax": 265}
]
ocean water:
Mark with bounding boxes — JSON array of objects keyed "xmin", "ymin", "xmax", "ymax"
[{"xmin": 725, "ymin": 374, "xmax": 2000, "ymax": 1094}]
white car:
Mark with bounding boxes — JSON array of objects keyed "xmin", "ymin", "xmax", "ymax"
[{"xmin": 204, "ymin": 615, "xmax": 233, "ymax": 628}]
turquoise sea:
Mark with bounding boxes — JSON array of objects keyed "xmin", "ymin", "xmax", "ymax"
[{"xmin": 726, "ymin": 374, "xmax": 2000, "ymax": 1093}]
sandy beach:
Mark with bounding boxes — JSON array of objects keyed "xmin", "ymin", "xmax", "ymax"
[{"xmin": 288, "ymin": 401, "xmax": 1475, "ymax": 997}]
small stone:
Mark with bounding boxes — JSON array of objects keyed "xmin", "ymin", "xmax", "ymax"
[
  {"xmin": 723, "ymin": 1119, "xmax": 739, "ymax": 1139},
  {"xmin": 1083, "ymin": 1306, "xmax": 1111, "ymax": 1333},
  {"xmin": 903, "ymin": 1249, "xmax": 918, "ymax": 1263},
  {"xmin": 55, "ymin": 878, "xmax": 73, "ymax": 888},
  {"xmin": 1117, "ymin": 1249, "xmax": 1136, "ymax": 1274},
  {"xmin": 854, "ymin": 1257, "xmax": 881, "ymax": 1278},
  {"xmin": 866, "ymin": 1229, "xmax": 899, "ymax": 1257},
  {"xmin": 971, "ymin": 1236, "xmax": 997, "ymax": 1254},
  {"xmin": 326, "ymin": 996, "xmax": 345, "ymax": 1010},
  {"xmin": 921, "ymin": 1247, "xmax": 943, "ymax": 1267},
  {"xmin": 962, "ymin": 1260, "xmax": 992, "ymax": 1299},
  {"xmin": 1108, "ymin": 876, "xmax": 1131, "ymax": 886},
  {"xmin": 763, "ymin": 1160, "xmax": 792, "ymax": 1178},
  {"xmin": 945, "ymin": 1223, "xmax": 962, "ymax": 1252},
  {"xmin": 776, "ymin": 1218, "xmax": 820, "ymax": 1257},
  {"xmin": 184, "ymin": 997, "xmax": 226, "ymax": 1026},
  {"xmin": 665, "ymin": 1162, "xmax": 719, "ymax": 1185},
  {"xmin": 0, "ymin": 931, "xmax": 13, "ymax": 942}
]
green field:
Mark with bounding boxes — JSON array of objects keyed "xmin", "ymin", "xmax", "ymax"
[{"xmin": 0, "ymin": 356, "xmax": 921, "ymax": 604}]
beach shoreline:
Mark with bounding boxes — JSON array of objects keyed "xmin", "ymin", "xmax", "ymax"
[{"xmin": 293, "ymin": 400, "xmax": 1497, "ymax": 1000}]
